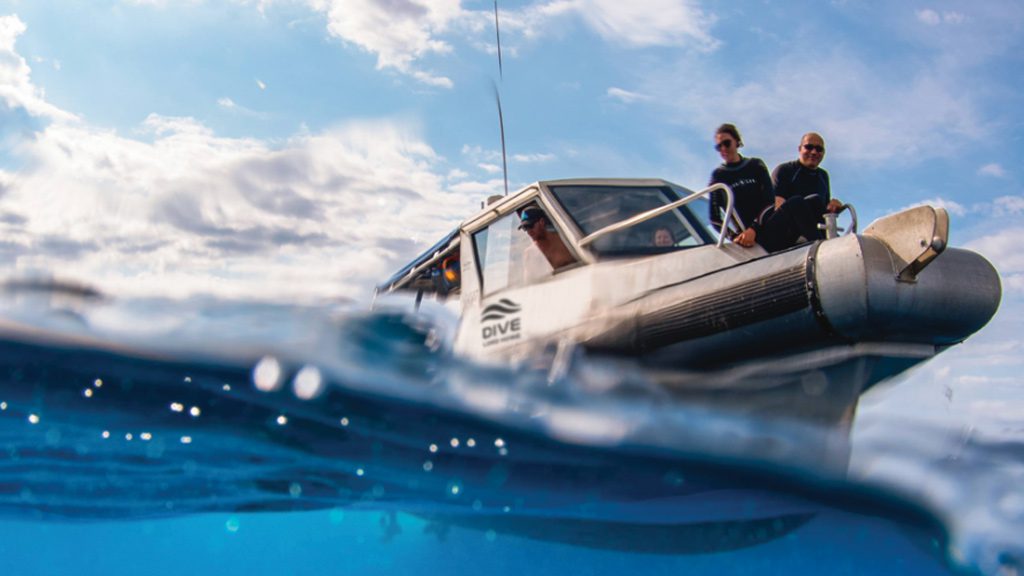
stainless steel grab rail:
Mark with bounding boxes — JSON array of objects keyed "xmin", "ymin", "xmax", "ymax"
[{"xmin": 578, "ymin": 183, "xmax": 737, "ymax": 249}]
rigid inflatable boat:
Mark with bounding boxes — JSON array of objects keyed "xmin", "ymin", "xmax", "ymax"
[{"xmin": 378, "ymin": 179, "xmax": 1001, "ymax": 424}]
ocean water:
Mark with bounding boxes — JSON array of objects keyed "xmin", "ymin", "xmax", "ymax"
[{"xmin": 0, "ymin": 283, "xmax": 1020, "ymax": 575}]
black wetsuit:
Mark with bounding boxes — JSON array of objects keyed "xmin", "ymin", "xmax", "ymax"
[
  {"xmin": 771, "ymin": 159, "xmax": 831, "ymax": 211},
  {"xmin": 708, "ymin": 157, "xmax": 774, "ymax": 233},
  {"xmin": 737, "ymin": 159, "xmax": 833, "ymax": 251}
]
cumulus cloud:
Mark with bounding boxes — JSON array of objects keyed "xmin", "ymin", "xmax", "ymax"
[
  {"xmin": 966, "ymin": 228, "xmax": 1024, "ymax": 293},
  {"xmin": 0, "ymin": 17, "xmax": 478, "ymax": 300},
  {"xmin": 7, "ymin": 116, "xmax": 479, "ymax": 300},
  {"xmin": 298, "ymin": 0, "xmax": 460, "ymax": 88},
  {"xmin": 0, "ymin": 15, "xmax": 76, "ymax": 121},
  {"xmin": 573, "ymin": 0, "xmax": 718, "ymax": 50}
]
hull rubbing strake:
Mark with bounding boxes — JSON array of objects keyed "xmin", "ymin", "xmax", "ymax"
[{"xmin": 638, "ymin": 263, "xmax": 809, "ymax": 349}]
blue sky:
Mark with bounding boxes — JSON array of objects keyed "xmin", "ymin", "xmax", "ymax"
[{"xmin": 0, "ymin": 1, "xmax": 1022, "ymax": 428}]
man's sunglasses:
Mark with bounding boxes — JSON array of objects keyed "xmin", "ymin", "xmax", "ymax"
[
  {"xmin": 714, "ymin": 139, "xmax": 735, "ymax": 151},
  {"xmin": 802, "ymin": 144, "xmax": 825, "ymax": 153}
]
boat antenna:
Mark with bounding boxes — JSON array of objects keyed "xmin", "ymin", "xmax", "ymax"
[
  {"xmin": 492, "ymin": 1, "xmax": 509, "ymax": 195},
  {"xmin": 493, "ymin": 83, "xmax": 509, "ymax": 196},
  {"xmin": 493, "ymin": 0, "xmax": 504, "ymax": 80}
]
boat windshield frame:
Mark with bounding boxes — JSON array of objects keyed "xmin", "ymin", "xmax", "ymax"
[{"xmin": 545, "ymin": 182, "xmax": 720, "ymax": 257}]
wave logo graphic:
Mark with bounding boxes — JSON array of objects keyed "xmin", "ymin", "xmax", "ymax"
[
  {"xmin": 481, "ymin": 299, "xmax": 522, "ymax": 323},
  {"xmin": 481, "ymin": 299, "xmax": 523, "ymax": 347}
]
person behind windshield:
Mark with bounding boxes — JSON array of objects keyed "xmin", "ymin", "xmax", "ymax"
[
  {"xmin": 708, "ymin": 123, "xmax": 774, "ymax": 248},
  {"xmin": 518, "ymin": 206, "xmax": 576, "ymax": 269},
  {"xmin": 652, "ymin": 227, "xmax": 675, "ymax": 247}
]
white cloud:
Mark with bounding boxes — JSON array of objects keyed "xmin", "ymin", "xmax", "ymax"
[
  {"xmin": 966, "ymin": 228, "xmax": 1024, "ymax": 292},
  {"xmin": 994, "ymin": 196, "xmax": 1024, "ymax": 216},
  {"xmin": 0, "ymin": 15, "xmax": 75, "ymax": 121},
  {"xmin": 256, "ymin": 79, "xmax": 267, "ymax": 91},
  {"xmin": 500, "ymin": 0, "xmax": 718, "ymax": 51},
  {"xmin": 4, "ymin": 115, "xmax": 478, "ymax": 301},
  {"xmin": 916, "ymin": 9, "xmax": 964, "ymax": 26},
  {"xmin": 606, "ymin": 87, "xmax": 650, "ymax": 104},
  {"xmin": 447, "ymin": 168, "xmax": 469, "ymax": 181},
  {"xmin": 0, "ymin": 18, "xmax": 479, "ymax": 300},
  {"xmin": 478, "ymin": 163, "xmax": 502, "ymax": 174},
  {"xmin": 979, "ymin": 163, "xmax": 1007, "ymax": 178},
  {"xmin": 916, "ymin": 9, "xmax": 942, "ymax": 26},
  {"xmin": 897, "ymin": 197, "xmax": 968, "ymax": 217},
  {"xmin": 511, "ymin": 152, "xmax": 556, "ymax": 163},
  {"xmin": 574, "ymin": 0, "xmax": 718, "ymax": 50},
  {"xmin": 216, "ymin": 96, "xmax": 266, "ymax": 118},
  {"xmin": 298, "ymin": 0, "xmax": 460, "ymax": 88}
]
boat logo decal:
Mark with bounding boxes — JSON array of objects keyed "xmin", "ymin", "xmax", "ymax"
[{"xmin": 481, "ymin": 298, "xmax": 522, "ymax": 347}]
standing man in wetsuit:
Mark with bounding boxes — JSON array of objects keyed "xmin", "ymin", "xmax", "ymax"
[{"xmin": 771, "ymin": 132, "xmax": 844, "ymax": 240}]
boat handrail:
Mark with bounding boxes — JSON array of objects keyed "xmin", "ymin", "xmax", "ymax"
[{"xmin": 578, "ymin": 183, "xmax": 736, "ymax": 249}]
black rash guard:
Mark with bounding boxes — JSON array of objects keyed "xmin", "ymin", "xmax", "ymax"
[
  {"xmin": 771, "ymin": 159, "xmax": 831, "ymax": 208},
  {"xmin": 708, "ymin": 157, "xmax": 774, "ymax": 233}
]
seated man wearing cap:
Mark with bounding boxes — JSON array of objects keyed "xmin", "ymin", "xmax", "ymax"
[{"xmin": 518, "ymin": 206, "xmax": 577, "ymax": 270}]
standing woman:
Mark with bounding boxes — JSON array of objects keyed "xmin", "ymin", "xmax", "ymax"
[{"xmin": 708, "ymin": 123, "xmax": 774, "ymax": 248}]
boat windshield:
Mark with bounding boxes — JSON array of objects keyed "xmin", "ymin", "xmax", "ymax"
[{"xmin": 549, "ymin": 184, "xmax": 716, "ymax": 255}]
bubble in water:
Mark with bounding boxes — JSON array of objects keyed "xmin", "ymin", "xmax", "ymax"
[
  {"xmin": 253, "ymin": 356, "xmax": 283, "ymax": 392},
  {"xmin": 293, "ymin": 366, "xmax": 324, "ymax": 400},
  {"xmin": 226, "ymin": 517, "xmax": 240, "ymax": 533}
]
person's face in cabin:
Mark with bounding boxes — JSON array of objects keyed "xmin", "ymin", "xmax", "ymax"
[{"xmin": 654, "ymin": 228, "xmax": 674, "ymax": 247}]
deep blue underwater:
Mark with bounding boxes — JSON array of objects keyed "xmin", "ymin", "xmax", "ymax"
[{"xmin": 0, "ymin": 284, "xmax": 1019, "ymax": 575}]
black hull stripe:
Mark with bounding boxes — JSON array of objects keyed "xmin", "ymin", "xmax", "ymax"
[{"xmin": 637, "ymin": 263, "xmax": 810, "ymax": 350}]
